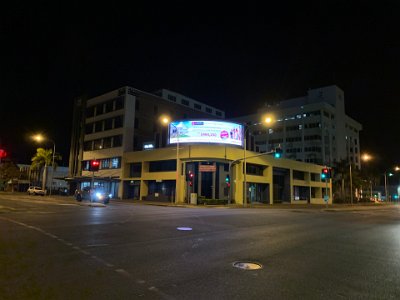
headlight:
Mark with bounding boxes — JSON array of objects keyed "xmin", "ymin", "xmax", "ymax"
[
  {"xmin": 96, "ymin": 192, "xmax": 103, "ymax": 200},
  {"xmin": 109, "ymin": 194, "xmax": 112, "ymax": 198}
]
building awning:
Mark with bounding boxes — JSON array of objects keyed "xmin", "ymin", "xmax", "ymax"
[{"xmin": 64, "ymin": 176, "xmax": 121, "ymax": 182}]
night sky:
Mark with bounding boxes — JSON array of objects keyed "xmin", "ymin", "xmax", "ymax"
[{"xmin": 1, "ymin": 1, "xmax": 399, "ymax": 171}]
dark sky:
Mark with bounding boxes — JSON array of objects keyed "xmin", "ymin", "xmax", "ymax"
[{"xmin": 1, "ymin": 1, "xmax": 399, "ymax": 171}]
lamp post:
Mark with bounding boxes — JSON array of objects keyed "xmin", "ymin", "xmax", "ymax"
[
  {"xmin": 349, "ymin": 163, "xmax": 353, "ymax": 205},
  {"xmin": 32, "ymin": 134, "xmax": 56, "ymax": 195},
  {"xmin": 384, "ymin": 172, "xmax": 388, "ymax": 202},
  {"xmin": 384, "ymin": 172, "xmax": 394, "ymax": 202},
  {"xmin": 361, "ymin": 153, "xmax": 373, "ymax": 201},
  {"xmin": 243, "ymin": 115, "xmax": 274, "ymax": 207},
  {"xmin": 162, "ymin": 117, "xmax": 179, "ymax": 204},
  {"xmin": 395, "ymin": 166, "xmax": 400, "ymax": 201}
]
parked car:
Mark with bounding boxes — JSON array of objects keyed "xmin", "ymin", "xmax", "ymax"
[
  {"xmin": 75, "ymin": 187, "xmax": 111, "ymax": 204},
  {"xmin": 27, "ymin": 186, "xmax": 46, "ymax": 196}
]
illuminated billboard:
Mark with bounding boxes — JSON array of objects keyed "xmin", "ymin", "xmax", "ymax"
[{"xmin": 168, "ymin": 120, "xmax": 243, "ymax": 146}]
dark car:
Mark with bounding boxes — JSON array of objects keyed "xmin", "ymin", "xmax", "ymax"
[{"xmin": 75, "ymin": 187, "xmax": 111, "ymax": 204}]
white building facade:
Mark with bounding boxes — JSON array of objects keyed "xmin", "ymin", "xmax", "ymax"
[{"xmin": 232, "ymin": 85, "xmax": 362, "ymax": 168}]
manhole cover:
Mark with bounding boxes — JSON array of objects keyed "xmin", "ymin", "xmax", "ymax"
[
  {"xmin": 233, "ymin": 261, "xmax": 263, "ymax": 270},
  {"xmin": 177, "ymin": 227, "xmax": 192, "ymax": 231}
]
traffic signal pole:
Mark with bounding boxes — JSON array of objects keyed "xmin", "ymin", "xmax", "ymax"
[{"xmin": 228, "ymin": 150, "xmax": 277, "ymax": 205}]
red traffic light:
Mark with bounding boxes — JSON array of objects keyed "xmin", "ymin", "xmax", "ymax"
[
  {"xmin": 321, "ymin": 167, "xmax": 331, "ymax": 179},
  {"xmin": 0, "ymin": 149, "xmax": 7, "ymax": 159},
  {"xmin": 89, "ymin": 160, "xmax": 100, "ymax": 171}
]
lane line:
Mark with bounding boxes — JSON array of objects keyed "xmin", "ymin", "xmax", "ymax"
[{"xmin": 0, "ymin": 216, "xmax": 172, "ymax": 299}]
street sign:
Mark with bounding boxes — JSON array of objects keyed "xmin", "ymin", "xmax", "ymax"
[
  {"xmin": 199, "ymin": 165, "xmax": 216, "ymax": 172},
  {"xmin": 324, "ymin": 195, "xmax": 329, "ymax": 202}
]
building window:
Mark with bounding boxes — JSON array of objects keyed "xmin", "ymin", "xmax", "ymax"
[
  {"xmin": 83, "ymin": 141, "xmax": 93, "ymax": 151},
  {"xmin": 94, "ymin": 139, "xmax": 102, "ymax": 150},
  {"xmin": 103, "ymin": 137, "xmax": 112, "ymax": 149},
  {"xmin": 114, "ymin": 115, "xmax": 123, "ymax": 128},
  {"xmin": 82, "ymin": 160, "xmax": 90, "ymax": 171},
  {"xmin": 168, "ymin": 94, "xmax": 177, "ymax": 102},
  {"xmin": 149, "ymin": 160, "xmax": 176, "ymax": 172},
  {"xmin": 94, "ymin": 121, "xmax": 103, "ymax": 132},
  {"xmin": 105, "ymin": 100, "xmax": 113, "ymax": 113},
  {"xmin": 135, "ymin": 99, "xmax": 140, "ymax": 111},
  {"xmin": 194, "ymin": 103, "xmax": 202, "ymax": 110},
  {"xmin": 246, "ymin": 163, "xmax": 265, "ymax": 176},
  {"xmin": 130, "ymin": 163, "xmax": 142, "ymax": 177},
  {"xmin": 115, "ymin": 96, "xmax": 124, "ymax": 110},
  {"xmin": 96, "ymin": 103, "xmax": 104, "ymax": 116},
  {"xmin": 111, "ymin": 157, "xmax": 121, "ymax": 168},
  {"xmin": 310, "ymin": 173, "xmax": 319, "ymax": 181},
  {"xmin": 293, "ymin": 170, "xmax": 305, "ymax": 180},
  {"xmin": 113, "ymin": 135, "xmax": 123, "ymax": 147},
  {"xmin": 216, "ymin": 111, "xmax": 222, "ymax": 117},
  {"xmin": 101, "ymin": 159, "xmax": 110, "ymax": 169},
  {"xmin": 104, "ymin": 118, "xmax": 113, "ymax": 130},
  {"xmin": 181, "ymin": 99, "xmax": 189, "ymax": 106},
  {"xmin": 206, "ymin": 107, "xmax": 212, "ymax": 113},
  {"xmin": 85, "ymin": 123, "xmax": 94, "ymax": 134},
  {"xmin": 86, "ymin": 106, "xmax": 95, "ymax": 118}
]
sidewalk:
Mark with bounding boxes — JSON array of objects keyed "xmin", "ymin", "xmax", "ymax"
[
  {"xmin": 117, "ymin": 198, "xmax": 399, "ymax": 211},
  {"xmin": 1, "ymin": 192, "xmax": 398, "ymax": 211}
]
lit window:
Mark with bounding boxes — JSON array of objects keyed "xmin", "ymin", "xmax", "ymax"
[{"xmin": 111, "ymin": 157, "xmax": 121, "ymax": 168}]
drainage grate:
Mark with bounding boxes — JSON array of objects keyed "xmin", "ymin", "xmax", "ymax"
[{"xmin": 233, "ymin": 261, "xmax": 263, "ymax": 270}]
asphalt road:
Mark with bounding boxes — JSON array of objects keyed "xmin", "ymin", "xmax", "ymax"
[{"xmin": 1, "ymin": 193, "xmax": 400, "ymax": 299}]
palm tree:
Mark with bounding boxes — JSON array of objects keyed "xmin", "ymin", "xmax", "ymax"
[
  {"xmin": 30, "ymin": 148, "xmax": 61, "ymax": 192},
  {"xmin": 332, "ymin": 159, "xmax": 366, "ymax": 203},
  {"xmin": 332, "ymin": 159, "xmax": 348, "ymax": 202}
]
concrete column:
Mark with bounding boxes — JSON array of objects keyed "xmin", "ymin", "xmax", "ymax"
[
  {"xmin": 289, "ymin": 169, "xmax": 294, "ymax": 203},
  {"xmin": 212, "ymin": 162, "xmax": 216, "ymax": 199},
  {"xmin": 140, "ymin": 180, "xmax": 148, "ymax": 201}
]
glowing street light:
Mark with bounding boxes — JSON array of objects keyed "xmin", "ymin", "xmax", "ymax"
[
  {"xmin": 384, "ymin": 172, "xmax": 394, "ymax": 202},
  {"xmin": 361, "ymin": 153, "xmax": 372, "ymax": 162},
  {"xmin": 161, "ymin": 116, "xmax": 180, "ymax": 204},
  {"xmin": 32, "ymin": 134, "xmax": 56, "ymax": 195},
  {"xmin": 361, "ymin": 153, "xmax": 373, "ymax": 200},
  {"xmin": 243, "ymin": 114, "xmax": 275, "ymax": 206}
]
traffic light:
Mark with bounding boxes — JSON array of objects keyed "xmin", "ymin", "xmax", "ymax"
[
  {"xmin": 225, "ymin": 174, "xmax": 230, "ymax": 187},
  {"xmin": 321, "ymin": 167, "xmax": 331, "ymax": 180},
  {"xmin": 189, "ymin": 172, "xmax": 194, "ymax": 186},
  {"xmin": 274, "ymin": 147, "xmax": 282, "ymax": 158},
  {"xmin": 89, "ymin": 160, "xmax": 100, "ymax": 172}
]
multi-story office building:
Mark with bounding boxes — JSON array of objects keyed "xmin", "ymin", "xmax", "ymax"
[
  {"xmin": 232, "ymin": 85, "xmax": 362, "ymax": 168},
  {"xmin": 68, "ymin": 85, "xmax": 334, "ymax": 204},
  {"xmin": 68, "ymin": 86, "xmax": 225, "ymax": 198}
]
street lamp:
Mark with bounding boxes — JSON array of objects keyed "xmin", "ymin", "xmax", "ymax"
[
  {"xmin": 361, "ymin": 153, "xmax": 373, "ymax": 201},
  {"xmin": 384, "ymin": 172, "xmax": 394, "ymax": 202},
  {"xmin": 395, "ymin": 166, "xmax": 400, "ymax": 200},
  {"xmin": 243, "ymin": 114, "xmax": 274, "ymax": 207},
  {"xmin": 349, "ymin": 162, "xmax": 354, "ymax": 205},
  {"xmin": 32, "ymin": 134, "xmax": 56, "ymax": 195},
  {"xmin": 161, "ymin": 117, "xmax": 180, "ymax": 204}
]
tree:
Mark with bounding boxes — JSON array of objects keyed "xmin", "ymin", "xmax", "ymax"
[
  {"xmin": 0, "ymin": 160, "xmax": 20, "ymax": 191},
  {"xmin": 332, "ymin": 159, "xmax": 348, "ymax": 202},
  {"xmin": 30, "ymin": 148, "xmax": 61, "ymax": 191}
]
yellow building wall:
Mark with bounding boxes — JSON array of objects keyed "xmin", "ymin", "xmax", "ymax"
[{"xmin": 122, "ymin": 144, "xmax": 332, "ymax": 205}]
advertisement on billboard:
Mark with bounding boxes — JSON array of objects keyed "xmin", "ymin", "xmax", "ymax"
[{"xmin": 169, "ymin": 120, "xmax": 243, "ymax": 146}]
